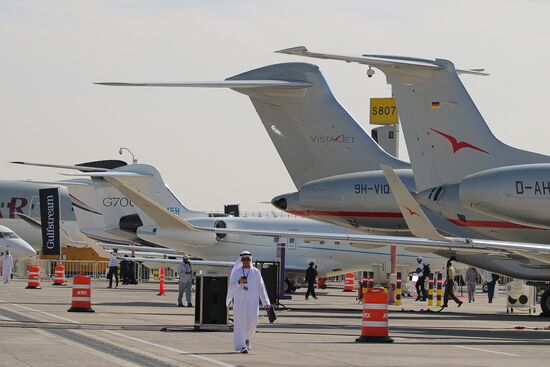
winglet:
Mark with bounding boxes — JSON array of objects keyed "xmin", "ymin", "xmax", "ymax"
[{"xmin": 381, "ymin": 164, "xmax": 448, "ymax": 241}]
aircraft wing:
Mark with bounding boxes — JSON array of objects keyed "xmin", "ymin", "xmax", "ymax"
[
  {"xmin": 101, "ymin": 243, "xmax": 181, "ymax": 254},
  {"xmin": 121, "ymin": 257, "xmax": 234, "ymax": 267}
]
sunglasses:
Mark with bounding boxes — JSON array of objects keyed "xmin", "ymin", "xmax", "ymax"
[{"xmin": 241, "ymin": 257, "xmax": 251, "ymax": 262}]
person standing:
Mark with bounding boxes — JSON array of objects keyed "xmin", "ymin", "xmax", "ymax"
[
  {"xmin": 107, "ymin": 250, "xmax": 119, "ymax": 288},
  {"xmin": 120, "ymin": 255, "xmax": 130, "ymax": 285},
  {"xmin": 305, "ymin": 261, "xmax": 318, "ymax": 300},
  {"xmin": 443, "ymin": 260, "xmax": 463, "ymax": 308},
  {"xmin": 2, "ymin": 250, "xmax": 13, "ymax": 284},
  {"xmin": 483, "ymin": 270, "xmax": 499, "ymax": 303},
  {"xmin": 128, "ymin": 257, "xmax": 137, "ymax": 284},
  {"xmin": 177, "ymin": 254, "xmax": 193, "ymax": 307},
  {"xmin": 227, "ymin": 251, "xmax": 271, "ymax": 354},
  {"xmin": 465, "ymin": 266, "xmax": 478, "ymax": 303}
]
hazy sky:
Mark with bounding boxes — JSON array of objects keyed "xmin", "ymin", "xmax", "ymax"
[{"xmin": 2, "ymin": 0, "xmax": 549, "ymax": 212}]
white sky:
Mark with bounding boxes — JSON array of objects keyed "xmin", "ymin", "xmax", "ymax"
[{"xmin": 2, "ymin": 0, "xmax": 549, "ymax": 212}]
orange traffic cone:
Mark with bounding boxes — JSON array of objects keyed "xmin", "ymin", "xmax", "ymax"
[
  {"xmin": 356, "ymin": 288, "xmax": 393, "ymax": 343},
  {"xmin": 52, "ymin": 264, "xmax": 66, "ymax": 286},
  {"xmin": 157, "ymin": 267, "xmax": 166, "ymax": 296},
  {"xmin": 343, "ymin": 273, "xmax": 355, "ymax": 292},
  {"xmin": 26, "ymin": 264, "xmax": 41, "ymax": 289},
  {"xmin": 68, "ymin": 275, "xmax": 95, "ymax": 312}
]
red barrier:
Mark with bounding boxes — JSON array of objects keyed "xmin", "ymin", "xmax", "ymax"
[
  {"xmin": 343, "ymin": 273, "xmax": 355, "ymax": 292},
  {"xmin": 157, "ymin": 267, "xmax": 166, "ymax": 296},
  {"xmin": 356, "ymin": 288, "xmax": 393, "ymax": 343},
  {"xmin": 52, "ymin": 264, "xmax": 66, "ymax": 286},
  {"xmin": 68, "ymin": 275, "xmax": 94, "ymax": 312},
  {"xmin": 26, "ymin": 264, "xmax": 41, "ymax": 289}
]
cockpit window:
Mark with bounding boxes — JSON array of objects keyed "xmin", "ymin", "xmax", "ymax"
[{"xmin": 2, "ymin": 232, "xmax": 18, "ymax": 239}]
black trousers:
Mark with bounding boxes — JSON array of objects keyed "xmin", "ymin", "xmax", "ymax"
[
  {"xmin": 444, "ymin": 280, "xmax": 460, "ymax": 306},
  {"xmin": 305, "ymin": 282, "xmax": 316, "ymax": 299},
  {"xmin": 108, "ymin": 266, "xmax": 119, "ymax": 287},
  {"xmin": 416, "ymin": 276, "xmax": 427, "ymax": 299},
  {"xmin": 487, "ymin": 280, "xmax": 497, "ymax": 303}
]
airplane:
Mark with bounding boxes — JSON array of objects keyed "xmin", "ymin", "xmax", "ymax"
[
  {"xmin": 0, "ymin": 179, "xmax": 105, "ymax": 254},
  {"xmin": 275, "ymin": 47, "xmax": 550, "ymax": 236},
  {"xmin": 94, "ymin": 62, "xmax": 550, "ymax": 247},
  {"xmin": 93, "ymin": 56, "xmax": 550, "ymax": 315},
  {"xmin": 16, "ymin": 161, "xmax": 446, "ymax": 286},
  {"xmin": 54, "ymin": 163, "xmax": 550, "ymax": 316},
  {"xmin": 0, "ymin": 225, "xmax": 36, "ymax": 258}
]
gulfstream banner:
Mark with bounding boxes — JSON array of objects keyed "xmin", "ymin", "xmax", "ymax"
[{"xmin": 39, "ymin": 188, "xmax": 60, "ymax": 256}]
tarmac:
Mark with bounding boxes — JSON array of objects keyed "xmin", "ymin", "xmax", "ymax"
[{"xmin": 0, "ymin": 279, "xmax": 549, "ymax": 367}]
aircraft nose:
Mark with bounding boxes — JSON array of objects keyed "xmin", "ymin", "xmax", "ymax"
[{"xmin": 16, "ymin": 239, "xmax": 37, "ymax": 257}]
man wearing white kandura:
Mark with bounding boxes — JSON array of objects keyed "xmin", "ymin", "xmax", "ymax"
[{"xmin": 226, "ymin": 251, "xmax": 271, "ymax": 354}]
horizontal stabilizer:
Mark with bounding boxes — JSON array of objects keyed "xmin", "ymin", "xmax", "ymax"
[
  {"xmin": 11, "ymin": 161, "xmax": 110, "ymax": 172},
  {"xmin": 95, "ymin": 80, "xmax": 312, "ymax": 89},
  {"xmin": 276, "ymin": 46, "xmax": 489, "ymax": 76},
  {"xmin": 61, "ymin": 172, "xmax": 152, "ymax": 178}
]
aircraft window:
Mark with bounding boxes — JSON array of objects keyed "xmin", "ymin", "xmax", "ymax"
[
  {"xmin": 31, "ymin": 204, "xmax": 35, "ymax": 210},
  {"xmin": 334, "ymin": 241, "xmax": 340, "ymax": 245},
  {"xmin": 6, "ymin": 203, "xmax": 9, "ymax": 208},
  {"xmin": 2, "ymin": 232, "xmax": 18, "ymax": 239},
  {"xmin": 0, "ymin": 202, "xmax": 3, "ymax": 208},
  {"xmin": 304, "ymin": 240, "xmax": 310, "ymax": 244},
  {"xmin": 320, "ymin": 241, "xmax": 325, "ymax": 245},
  {"xmin": 0, "ymin": 232, "xmax": 3, "ymax": 238}
]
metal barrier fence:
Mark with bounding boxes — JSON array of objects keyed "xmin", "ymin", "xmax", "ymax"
[{"xmin": 12, "ymin": 260, "xmax": 145, "ymax": 282}]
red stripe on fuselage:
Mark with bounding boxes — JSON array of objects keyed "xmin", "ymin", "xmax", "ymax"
[
  {"xmin": 288, "ymin": 210, "xmax": 544, "ymax": 230},
  {"xmin": 447, "ymin": 219, "xmax": 539, "ymax": 229}
]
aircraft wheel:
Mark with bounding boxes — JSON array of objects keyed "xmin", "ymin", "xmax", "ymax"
[{"xmin": 541, "ymin": 289, "xmax": 550, "ymax": 317}]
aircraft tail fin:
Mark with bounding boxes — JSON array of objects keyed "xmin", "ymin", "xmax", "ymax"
[
  {"xmin": 280, "ymin": 47, "xmax": 550, "ymax": 191},
  {"xmin": 64, "ymin": 164, "xmax": 206, "ymax": 224},
  {"xmin": 96, "ymin": 63, "xmax": 410, "ymax": 188},
  {"xmin": 225, "ymin": 63, "xmax": 409, "ymax": 188}
]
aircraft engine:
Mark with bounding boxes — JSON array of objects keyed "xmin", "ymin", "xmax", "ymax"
[
  {"xmin": 459, "ymin": 164, "xmax": 550, "ymax": 229},
  {"xmin": 272, "ymin": 170, "xmax": 414, "ymax": 231}
]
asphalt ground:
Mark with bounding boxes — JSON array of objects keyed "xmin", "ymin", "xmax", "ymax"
[{"xmin": 0, "ymin": 279, "xmax": 549, "ymax": 367}]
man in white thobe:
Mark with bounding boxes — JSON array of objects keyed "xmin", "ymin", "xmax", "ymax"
[
  {"xmin": 227, "ymin": 251, "xmax": 271, "ymax": 353},
  {"xmin": 2, "ymin": 250, "xmax": 14, "ymax": 284}
]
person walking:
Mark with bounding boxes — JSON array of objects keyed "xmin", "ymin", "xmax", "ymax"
[
  {"xmin": 226, "ymin": 251, "xmax": 271, "ymax": 354},
  {"xmin": 177, "ymin": 254, "xmax": 193, "ymax": 307},
  {"xmin": 443, "ymin": 260, "xmax": 463, "ymax": 308},
  {"xmin": 305, "ymin": 261, "xmax": 318, "ymax": 300},
  {"xmin": 107, "ymin": 250, "xmax": 119, "ymax": 288},
  {"xmin": 465, "ymin": 266, "xmax": 478, "ymax": 303},
  {"xmin": 2, "ymin": 250, "xmax": 13, "ymax": 284},
  {"xmin": 411, "ymin": 257, "xmax": 427, "ymax": 301}
]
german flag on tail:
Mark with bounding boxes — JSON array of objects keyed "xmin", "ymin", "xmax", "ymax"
[{"xmin": 431, "ymin": 101, "xmax": 441, "ymax": 109}]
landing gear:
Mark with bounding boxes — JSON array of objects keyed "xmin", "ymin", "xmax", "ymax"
[{"xmin": 541, "ymin": 289, "xmax": 550, "ymax": 317}]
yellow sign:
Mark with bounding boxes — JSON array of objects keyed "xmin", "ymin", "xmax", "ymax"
[{"xmin": 370, "ymin": 97, "xmax": 398, "ymax": 125}]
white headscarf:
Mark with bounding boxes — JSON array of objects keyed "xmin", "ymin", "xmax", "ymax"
[{"xmin": 226, "ymin": 251, "xmax": 252, "ymax": 306}]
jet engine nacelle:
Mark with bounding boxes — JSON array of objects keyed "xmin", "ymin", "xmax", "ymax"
[
  {"xmin": 459, "ymin": 164, "xmax": 550, "ymax": 229},
  {"xmin": 273, "ymin": 170, "xmax": 415, "ymax": 231}
]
